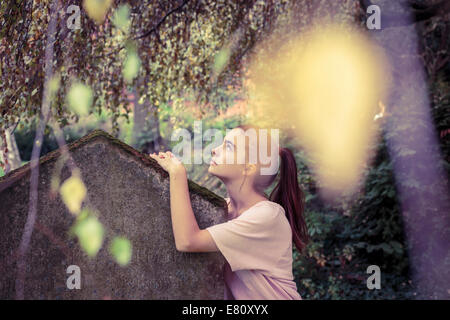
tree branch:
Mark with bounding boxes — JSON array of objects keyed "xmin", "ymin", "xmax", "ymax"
[
  {"xmin": 134, "ymin": 0, "xmax": 190, "ymax": 40},
  {"xmin": 9, "ymin": 117, "xmax": 21, "ymax": 135},
  {"xmin": 15, "ymin": 0, "xmax": 60, "ymax": 300}
]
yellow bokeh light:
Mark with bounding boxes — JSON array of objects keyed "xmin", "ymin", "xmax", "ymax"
[{"xmin": 246, "ymin": 23, "xmax": 391, "ymax": 200}]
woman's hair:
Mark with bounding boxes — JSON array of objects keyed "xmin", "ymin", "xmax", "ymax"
[{"xmin": 236, "ymin": 124, "xmax": 310, "ymax": 254}]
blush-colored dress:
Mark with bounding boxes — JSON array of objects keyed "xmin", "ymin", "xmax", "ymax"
[{"xmin": 206, "ymin": 198, "xmax": 302, "ymax": 300}]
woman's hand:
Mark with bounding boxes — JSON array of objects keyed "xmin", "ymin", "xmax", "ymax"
[{"xmin": 149, "ymin": 151, "xmax": 186, "ymax": 176}]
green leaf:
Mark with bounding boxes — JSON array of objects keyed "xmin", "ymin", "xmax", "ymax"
[
  {"xmin": 387, "ymin": 189, "xmax": 396, "ymax": 198},
  {"xmin": 112, "ymin": 4, "xmax": 130, "ymax": 33},
  {"xmin": 213, "ymin": 48, "xmax": 230, "ymax": 74},
  {"xmin": 380, "ymin": 243, "xmax": 394, "ymax": 254},
  {"xmin": 354, "ymin": 242, "xmax": 367, "ymax": 248},
  {"xmin": 49, "ymin": 73, "xmax": 61, "ymax": 98},
  {"xmin": 110, "ymin": 237, "xmax": 132, "ymax": 266},
  {"xmin": 122, "ymin": 50, "xmax": 141, "ymax": 83},
  {"xmin": 67, "ymin": 83, "xmax": 93, "ymax": 116},
  {"xmin": 72, "ymin": 211, "xmax": 104, "ymax": 257},
  {"xmin": 389, "ymin": 241, "xmax": 403, "ymax": 255}
]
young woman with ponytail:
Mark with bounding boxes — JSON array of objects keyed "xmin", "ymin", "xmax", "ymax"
[{"xmin": 150, "ymin": 124, "xmax": 309, "ymax": 300}]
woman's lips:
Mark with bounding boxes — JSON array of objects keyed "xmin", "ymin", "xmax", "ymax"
[{"xmin": 210, "ymin": 159, "xmax": 217, "ymax": 166}]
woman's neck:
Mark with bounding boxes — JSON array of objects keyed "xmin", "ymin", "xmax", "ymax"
[{"xmin": 225, "ymin": 179, "xmax": 268, "ymax": 216}]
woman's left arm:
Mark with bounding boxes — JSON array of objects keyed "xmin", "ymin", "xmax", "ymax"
[{"xmin": 149, "ymin": 151, "xmax": 218, "ymax": 252}]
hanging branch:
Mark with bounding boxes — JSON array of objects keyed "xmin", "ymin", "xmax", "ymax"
[
  {"xmin": 15, "ymin": 0, "xmax": 60, "ymax": 300},
  {"xmin": 134, "ymin": 0, "xmax": 190, "ymax": 40},
  {"xmin": 96, "ymin": 0, "xmax": 192, "ymax": 57}
]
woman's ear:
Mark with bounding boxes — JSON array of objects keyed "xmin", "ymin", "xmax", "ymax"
[{"xmin": 243, "ymin": 163, "xmax": 258, "ymax": 176}]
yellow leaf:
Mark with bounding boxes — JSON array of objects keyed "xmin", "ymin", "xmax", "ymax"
[
  {"xmin": 59, "ymin": 169, "xmax": 87, "ymax": 215},
  {"xmin": 83, "ymin": 0, "xmax": 112, "ymax": 24},
  {"xmin": 122, "ymin": 49, "xmax": 141, "ymax": 83},
  {"xmin": 67, "ymin": 83, "xmax": 93, "ymax": 116}
]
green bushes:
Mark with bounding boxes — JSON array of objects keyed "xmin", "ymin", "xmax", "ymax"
[
  {"xmin": 13, "ymin": 111, "xmax": 112, "ymax": 162},
  {"xmin": 14, "ymin": 122, "xmax": 80, "ymax": 161},
  {"xmin": 293, "ymin": 133, "xmax": 417, "ymax": 300}
]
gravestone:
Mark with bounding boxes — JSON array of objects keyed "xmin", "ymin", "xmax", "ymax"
[{"xmin": 0, "ymin": 129, "xmax": 227, "ymax": 299}]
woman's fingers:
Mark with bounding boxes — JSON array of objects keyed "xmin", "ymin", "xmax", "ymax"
[
  {"xmin": 154, "ymin": 151, "xmax": 168, "ymax": 159},
  {"xmin": 148, "ymin": 150, "xmax": 184, "ymax": 175},
  {"xmin": 149, "ymin": 151, "xmax": 170, "ymax": 160},
  {"xmin": 149, "ymin": 151, "xmax": 173, "ymax": 156},
  {"xmin": 149, "ymin": 153, "xmax": 162, "ymax": 161}
]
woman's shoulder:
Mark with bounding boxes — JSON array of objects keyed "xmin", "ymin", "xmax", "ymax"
[
  {"xmin": 252, "ymin": 200, "xmax": 284, "ymax": 212},
  {"xmin": 224, "ymin": 198, "xmax": 285, "ymax": 222},
  {"xmin": 243, "ymin": 200, "xmax": 284, "ymax": 222},
  {"xmin": 225, "ymin": 197, "xmax": 283, "ymax": 210}
]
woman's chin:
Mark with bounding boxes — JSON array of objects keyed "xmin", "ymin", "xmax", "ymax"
[{"xmin": 208, "ymin": 165, "xmax": 221, "ymax": 177}]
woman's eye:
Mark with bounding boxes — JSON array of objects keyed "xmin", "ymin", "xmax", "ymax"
[{"xmin": 226, "ymin": 144, "xmax": 232, "ymax": 151}]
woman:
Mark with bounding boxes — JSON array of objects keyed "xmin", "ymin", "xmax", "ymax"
[{"xmin": 149, "ymin": 124, "xmax": 309, "ymax": 300}]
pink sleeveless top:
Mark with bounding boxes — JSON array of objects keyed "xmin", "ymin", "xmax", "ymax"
[{"xmin": 206, "ymin": 198, "xmax": 302, "ymax": 300}]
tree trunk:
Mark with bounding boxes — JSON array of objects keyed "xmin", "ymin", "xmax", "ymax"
[
  {"xmin": 0, "ymin": 125, "xmax": 22, "ymax": 174},
  {"xmin": 131, "ymin": 81, "xmax": 166, "ymax": 154}
]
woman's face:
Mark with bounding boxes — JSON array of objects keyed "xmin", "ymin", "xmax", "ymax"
[{"xmin": 208, "ymin": 128, "xmax": 251, "ymax": 180}]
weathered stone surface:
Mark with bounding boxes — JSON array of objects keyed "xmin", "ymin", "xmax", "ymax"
[{"xmin": 0, "ymin": 129, "xmax": 227, "ymax": 299}]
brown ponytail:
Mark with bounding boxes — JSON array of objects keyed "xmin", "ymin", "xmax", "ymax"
[{"xmin": 270, "ymin": 147, "xmax": 309, "ymax": 254}]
